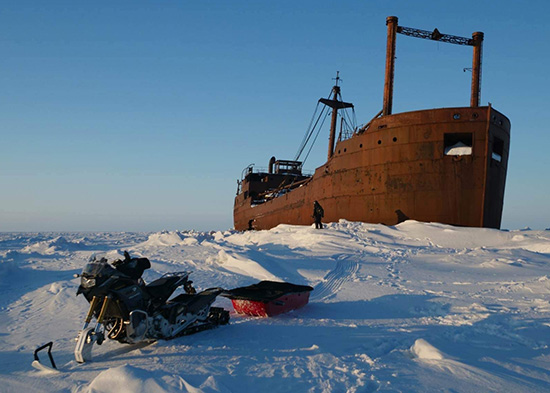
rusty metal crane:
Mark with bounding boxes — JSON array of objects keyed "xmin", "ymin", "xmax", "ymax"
[{"xmin": 383, "ymin": 16, "xmax": 484, "ymax": 116}]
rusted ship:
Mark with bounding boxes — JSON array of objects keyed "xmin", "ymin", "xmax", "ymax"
[{"xmin": 234, "ymin": 16, "xmax": 510, "ymax": 231}]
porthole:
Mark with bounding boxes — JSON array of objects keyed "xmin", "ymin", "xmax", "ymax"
[
  {"xmin": 453, "ymin": 113, "xmax": 461, "ymax": 120},
  {"xmin": 359, "ymin": 144, "xmax": 363, "ymax": 148},
  {"xmin": 393, "ymin": 137, "xmax": 397, "ymax": 142},
  {"xmin": 498, "ymin": 120, "xmax": 503, "ymax": 126},
  {"xmin": 344, "ymin": 148, "xmax": 347, "ymax": 152},
  {"xmin": 378, "ymin": 140, "xmax": 382, "ymax": 145},
  {"xmin": 338, "ymin": 150, "xmax": 341, "ymax": 154},
  {"xmin": 472, "ymin": 112, "xmax": 479, "ymax": 119}
]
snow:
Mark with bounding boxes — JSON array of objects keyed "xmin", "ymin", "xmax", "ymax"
[
  {"xmin": 85, "ymin": 365, "xmax": 205, "ymax": 393},
  {"xmin": 410, "ymin": 339, "xmax": 445, "ymax": 360},
  {"xmin": 1, "ymin": 220, "xmax": 550, "ymax": 392},
  {"xmin": 141, "ymin": 231, "xmax": 187, "ymax": 247},
  {"xmin": 444, "ymin": 141, "xmax": 472, "ymax": 156}
]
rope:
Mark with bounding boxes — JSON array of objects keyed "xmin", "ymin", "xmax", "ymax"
[
  {"xmin": 295, "ymin": 84, "xmax": 356, "ymax": 164},
  {"xmin": 294, "ymin": 102, "xmax": 321, "ymax": 160},
  {"xmin": 303, "ymin": 109, "xmax": 330, "ymax": 165},
  {"xmin": 295, "ymin": 105, "xmax": 327, "ymax": 161}
]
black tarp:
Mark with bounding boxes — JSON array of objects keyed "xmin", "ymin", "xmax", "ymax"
[{"xmin": 222, "ymin": 281, "xmax": 313, "ymax": 302}]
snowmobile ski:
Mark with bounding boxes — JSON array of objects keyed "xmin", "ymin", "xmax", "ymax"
[{"xmin": 32, "ymin": 341, "xmax": 60, "ymax": 374}]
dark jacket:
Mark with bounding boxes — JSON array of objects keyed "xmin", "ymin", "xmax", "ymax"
[{"xmin": 313, "ymin": 202, "xmax": 324, "ymax": 219}]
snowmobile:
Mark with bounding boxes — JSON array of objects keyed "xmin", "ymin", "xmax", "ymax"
[{"xmin": 73, "ymin": 252, "xmax": 229, "ymax": 363}]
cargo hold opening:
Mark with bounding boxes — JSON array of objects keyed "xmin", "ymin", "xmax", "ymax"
[{"xmin": 444, "ymin": 133, "xmax": 473, "ymax": 156}]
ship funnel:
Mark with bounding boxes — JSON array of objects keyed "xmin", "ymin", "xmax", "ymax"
[{"xmin": 269, "ymin": 156, "xmax": 276, "ymax": 174}]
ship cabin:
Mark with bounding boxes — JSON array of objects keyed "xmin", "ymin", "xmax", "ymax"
[{"xmin": 237, "ymin": 158, "xmax": 311, "ymax": 207}]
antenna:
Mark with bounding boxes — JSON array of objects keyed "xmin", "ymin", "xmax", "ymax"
[{"xmin": 332, "ymin": 71, "xmax": 342, "ymax": 87}]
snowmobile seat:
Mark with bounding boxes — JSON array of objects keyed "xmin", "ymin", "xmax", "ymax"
[
  {"xmin": 145, "ymin": 276, "xmax": 181, "ymax": 302},
  {"xmin": 186, "ymin": 288, "xmax": 223, "ymax": 314},
  {"xmin": 170, "ymin": 288, "xmax": 223, "ymax": 314}
]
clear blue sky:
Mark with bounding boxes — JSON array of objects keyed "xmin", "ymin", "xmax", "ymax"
[{"xmin": 1, "ymin": 0, "xmax": 549, "ymax": 231}]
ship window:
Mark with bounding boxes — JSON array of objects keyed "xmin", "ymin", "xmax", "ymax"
[
  {"xmin": 378, "ymin": 140, "xmax": 382, "ymax": 145},
  {"xmin": 492, "ymin": 137, "xmax": 504, "ymax": 162},
  {"xmin": 344, "ymin": 148, "xmax": 347, "ymax": 152},
  {"xmin": 453, "ymin": 113, "xmax": 461, "ymax": 120},
  {"xmin": 444, "ymin": 133, "xmax": 472, "ymax": 156},
  {"xmin": 472, "ymin": 113, "xmax": 479, "ymax": 119},
  {"xmin": 393, "ymin": 137, "xmax": 397, "ymax": 142},
  {"xmin": 359, "ymin": 144, "xmax": 363, "ymax": 148}
]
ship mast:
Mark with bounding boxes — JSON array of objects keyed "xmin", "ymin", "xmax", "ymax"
[
  {"xmin": 328, "ymin": 73, "xmax": 341, "ymax": 160},
  {"xmin": 320, "ymin": 72, "xmax": 354, "ymax": 159}
]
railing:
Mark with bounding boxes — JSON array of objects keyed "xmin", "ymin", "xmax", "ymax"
[
  {"xmin": 240, "ymin": 164, "xmax": 313, "ymax": 181},
  {"xmin": 251, "ymin": 177, "xmax": 312, "ymax": 206}
]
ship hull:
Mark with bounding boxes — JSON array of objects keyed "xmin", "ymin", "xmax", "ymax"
[{"xmin": 234, "ymin": 106, "xmax": 510, "ymax": 231}]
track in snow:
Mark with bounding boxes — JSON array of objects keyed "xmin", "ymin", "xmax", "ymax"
[{"xmin": 311, "ymin": 257, "xmax": 359, "ymax": 301}]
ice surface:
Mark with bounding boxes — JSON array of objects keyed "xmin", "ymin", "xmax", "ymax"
[{"xmin": 1, "ymin": 220, "xmax": 550, "ymax": 392}]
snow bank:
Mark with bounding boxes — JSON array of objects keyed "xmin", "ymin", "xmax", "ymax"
[
  {"xmin": 410, "ymin": 339, "xmax": 445, "ymax": 360},
  {"xmin": 211, "ymin": 249, "xmax": 280, "ymax": 281},
  {"xmin": 21, "ymin": 236, "xmax": 88, "ymax": 254},
  {"xmin": 85, "ymin": 365, "xmax": 199, "ymax": 393},
  {"xmin": 140, "ymin": 231, "xmax": 204, "ymax": 247},
  {"xmin": 520, "ymin": 242, "xmax": 550, "ymax": 254},
  {"xmin": 141, "ymin": 231, "xmax": 187, "ymax": 247}
]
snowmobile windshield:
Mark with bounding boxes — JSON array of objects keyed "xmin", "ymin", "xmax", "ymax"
[{"xmin": 82, "ymin": 261, "xmax": 114, "ymax": 277}]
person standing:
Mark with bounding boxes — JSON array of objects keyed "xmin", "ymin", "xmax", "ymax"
[{"xmin": 313, "ymin": 201, "xmax": 324, "ymax": 229}]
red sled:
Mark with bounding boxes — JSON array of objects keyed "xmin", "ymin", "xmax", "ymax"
[{"xmin": 222, "ymin": 281, "xmax": 314, "ymax": 317}]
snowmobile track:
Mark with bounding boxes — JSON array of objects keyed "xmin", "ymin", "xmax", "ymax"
[{"xmin": 311, "ymin": 258, "xmax": 359, "ymax": 301}]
